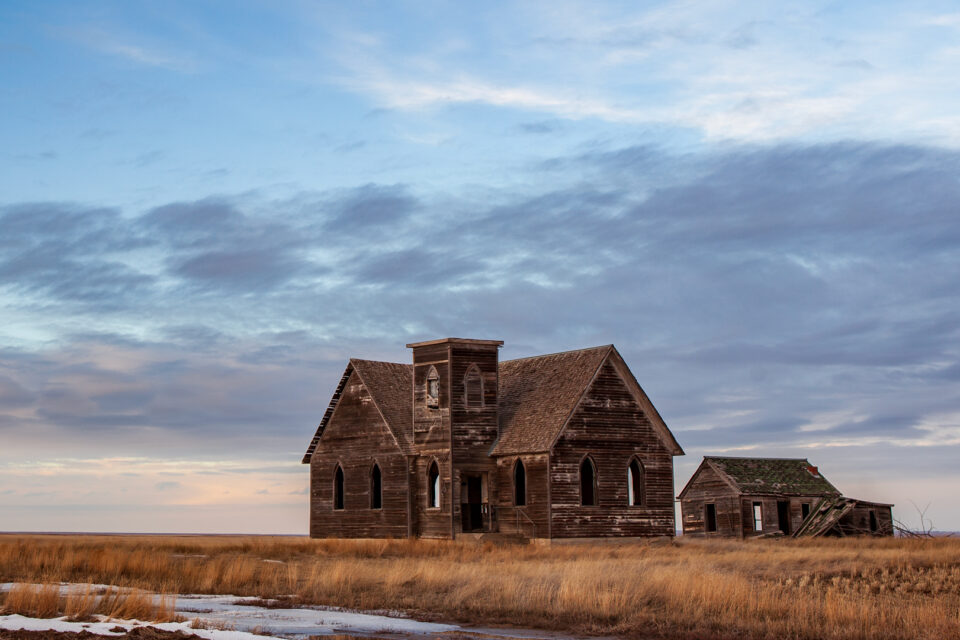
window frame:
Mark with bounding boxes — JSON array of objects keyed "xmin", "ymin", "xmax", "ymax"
[
  {"xmin": 426, "ymin": 366, "xmax": 439, "ymax": 408},
  {"xmin": 627, "ymin": 457, "xmax": 645, "ymax": 507},
  {"xmin": 427, "ymin": 460, "xmax": 441, "ymax": 509},
  {"xmin": 753, "ymin": 501, "xmax": 763, "ymax": 531},
  {"xmin": 705, "ymin": 502, "xmax": 718, "ymax": 533},
  {"xmin": 463, "ymin": 363, "xmax": 484, "ymax": 408},
  {"xmin": 579, "ymin": 455, "xmax": 598, "ymax": 506},
  {"xmin": 370, "ymin": 462, "xmax": 382, "ymax": 510},
  {"xmin": 513, "ymin": 458, "xmax": 526, "ymax": 507},
  {"xmin": 333, "ymin": 463, "xmax": 345, "ymax": 511}
]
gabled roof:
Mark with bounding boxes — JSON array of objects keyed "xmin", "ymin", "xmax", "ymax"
[
  {"xmin": 491, "ymin": 345, "xmax": 683, "ymax": 456},
  {"xmin": 350, "ymin": 358, "xmax": 413, "ymax": 454},
  {"xmin": 491, "ymin": 345, "xmax": 612, "ymax": 455},
  {"xmin": 304, "ymin": 344, "xmax": 682, "ymax": 461},
  {"xmin": 301, "ymin": 359, "xmax": 412, "ymax": 463},
  {"xmin": 679, "ymin": 456, "xmax": 840, "ymax": 499}
]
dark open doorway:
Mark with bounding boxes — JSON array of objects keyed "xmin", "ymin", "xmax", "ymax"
[
  {"xmin": 777, "ymin": 500, "xmax": 791, "ymax": 534},
  {"xmin": 461, "ymin": 475, "xmax": 485, "ymax": 532}
]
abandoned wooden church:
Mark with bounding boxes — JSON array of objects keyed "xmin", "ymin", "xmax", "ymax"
[{"xmin": 302, "ymin": 338, "xmax": 684, "ymax": 540}]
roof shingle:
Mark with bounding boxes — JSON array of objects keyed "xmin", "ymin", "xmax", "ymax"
[
  {"xmin": 350, "ymin": 359, "xmax": 413, "ymax": 455},
  {"xmin": 705, "ymin": 457, "xmax": 840, "ymax": 496},
  {"xmin": 491, "ymin": 345, "xmax": 612, "ymax": 455}
]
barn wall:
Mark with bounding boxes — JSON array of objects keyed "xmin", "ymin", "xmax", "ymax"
[
  {"xmin": 549, "ymin": 359, "xmax": 676, "ymax": 538},
  {"xmin": 739, "ymin": 495, "xmax": 823, "ymax": 537},
  {"xmin": 680, "ymin": 466, "xmax": 741, "ymax": 537},
  {"xmin": 840, "ymin": 504, "xmax": 895, "ymax": 536},
  {"xmin": 494, "ymin": 453, "xmax": 549, "ymax": 537},
  {"xmin": 309, "ymin": 370, "xmax": 408, "ymax": 538}
]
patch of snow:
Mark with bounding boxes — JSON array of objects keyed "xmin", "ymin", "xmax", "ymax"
[
  {"xmin": 0, "ymin": 614, "xmax": 275, "ymax": 640},
  {"xmin": 176, "ymin": 594, "xmax": 458, "ymax": 636},
  {"xmin": 1, "ymin": 583, "xmax": 569, "ymax": 639}
]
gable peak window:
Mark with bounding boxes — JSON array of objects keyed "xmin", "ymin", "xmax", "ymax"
[
  {"xmin": 333, "ymin": 464, "xmax": 345, "ymax": 511},
  {"xmin": 370, "ymin": 463, "xmax": 382, "ymax": 510},
  {"xmin": 580, "ymin": 456, "xmax": 597, "ymax": 506},
  {"xmin": 427, "ymin": 461, "xmax": 440, "ymax": 508},
  {"xmin": 426, "ymin": 366, "xmax": 439, "ymax": 407},
  {"xmin": 464, "ymin": 364, "xmax": 483, "ymax": 408},
  {"xmin": 514, "ymin": 459, "xmax": 526, "ymax": 506},
  {"xmin": 628, "ymin": 458, "xmax": 645, "ymax": 506}
]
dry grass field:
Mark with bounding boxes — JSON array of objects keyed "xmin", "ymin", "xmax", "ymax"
[{"xmin": 1, "ymin": 534, "xmax": 958, "ymax": 639}]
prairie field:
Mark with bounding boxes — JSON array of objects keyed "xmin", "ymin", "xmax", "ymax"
[{"xmin": 1, "ymin": 534, "xmax": 959, "ymax": 640}]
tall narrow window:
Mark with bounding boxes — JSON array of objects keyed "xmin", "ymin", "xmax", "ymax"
[
  {"xmin": 753, "ymin": 502, "xmax": 763, "ymax": 531},
  {"xmin": 869, "ymin": 510, "xmax": 878, "ymax": 533},
  {"xmin": 514, "ymin": 459, "xmax": 526, "ymax": 506},
  {"xmin": 580, "ymin": 457, "xmax": 597, "ymax": 506},
  {"xmin": 426, "ymin": 366, "xmax": 439, "ymax": 407},
  {"xmin": 370, "ymin": 463, "xmax": 382, "ymax": 510},
  {"xmin": 464, "ymin": 364, "xmax": 483, "ymax": 407},
  {"xmin": 427, "ymin": 461, "xmax": 440, "ymax": 508},
  {"xmin": 627, "ymin": 458, "xmax": 644, "ymax": 506},
  {"xmin": 801, "ymin": 502, "xmax": 811, "ymax": 520},
  {"xmin": 705, "ymin": 503, "xmax": 718, "ymax": 532},
  {"xmin": 333, "ymin": 464, "xmax": 344, "ymax": 511}
]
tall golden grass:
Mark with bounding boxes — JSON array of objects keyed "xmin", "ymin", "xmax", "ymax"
[
  {"xmin": 1, "ymin": 534, "xmax": 958, "ymax": 639},
  {"xmin": 0, "ymin": 582, "xmax": 177, "ymax": 622}
]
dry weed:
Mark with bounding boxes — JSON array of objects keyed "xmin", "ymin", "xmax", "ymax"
[{"xmin": 1, "ymin": 534, "xmax": 959, "ymax": 639}]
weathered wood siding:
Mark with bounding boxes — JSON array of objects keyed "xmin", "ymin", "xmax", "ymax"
[
  {"xmin": 840, "ymin": 504, "xmax": 894, "ymax": 536},
  {"xmin": 495, "ymin": 453, "xmax": 549, "ymax": 537},
  {"xmin": 309, "ymin": 370, "xmax": 408, "ymax": 538},
  {"xmin": 549, "ymin": 359, "xmax": 676, "ymax": 538},
  {"xmin": 410, "ymin": 343, "xmax": 454, "ymax": 538},
  {"xmin": 739, "ymin": 495, "xmax": 823, "ymax": 537},
  {"xmin": 448, "ymin": 343, "xmax": 500, "ymax": 534},
  {"xmin": 680, "ymin": 466, "xmax": 742, "ymax": 537}
]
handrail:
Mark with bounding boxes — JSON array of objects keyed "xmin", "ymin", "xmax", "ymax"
[{"xmin": 516, "ymin": 506, "xmax": 537, "ymax": 539}]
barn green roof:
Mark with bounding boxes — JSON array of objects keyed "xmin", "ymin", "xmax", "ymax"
[{"xmin": 703, "ymin": 456, "xmax": 841, "ymax": 496}]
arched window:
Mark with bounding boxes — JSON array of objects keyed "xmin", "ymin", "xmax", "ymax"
[
  {"xmin": 514, "ymin": 459, "xmax": 526, "ymax": 506},
  {"xmin": 627, "ymin": 458, "xmax": 645, "ymax": 506},
  {"xmin": 464, "ymin": 364, "xmax": 483, "ymax": 407},
  {"xmin": 427, "ymin": 461, "xmax": 440, "ymax": 508},
  {"xmin": 426, "ymin": 366, "xmax": 439, "ymax": 407},
  {"xmin": 333, "ymin": 464, "xmax": 344, "ymax": 510},
  {"xmin": 370, "ymin": 463, "xmax": 382, "ymax": 510},
  {"xmin": 580, "ymin": 456, "xmax": 597, "ymax": 506}
]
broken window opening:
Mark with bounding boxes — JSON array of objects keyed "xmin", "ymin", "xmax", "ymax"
[
  {"xmin": 627, "ymin": 458, "xmax": 644, "ymax": 506},
  {"xmin": 580, "ymin": 456, "xmax": 597, "ymax": 506},
  {"xmin": 334, "ymin": 464, "xmax": 344, "ymax": 511},
  {"xmin": 371, "ymin": 463, "xmax": 382, "ymax": 510},
  {"xmin": 705, "ymin": 503, "xmax": 718, "ymax": 532},
  {"xmin": 514, "ymin": 459, "xmax": 526, "ymax": 506},
  {"xmin": 427, "ymin": 461, "xmax": 440, "ymax": 508},
  {"xmin": 753, "ymin": 502, "xmax": 763, "ymax": 531}
]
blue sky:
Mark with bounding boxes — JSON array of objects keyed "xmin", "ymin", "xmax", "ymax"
[{"xmin": 1, "ymin": 0, "xmax": 959, "ymax": 533}]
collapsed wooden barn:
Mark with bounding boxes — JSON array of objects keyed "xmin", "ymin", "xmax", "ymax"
[
  {"xmin": 302, "ymin": 338, "xmax": 684, "ymax": 541},
  {"xmin": 678, "ymin": 456, "xmax": 894, "ymax": 538}
]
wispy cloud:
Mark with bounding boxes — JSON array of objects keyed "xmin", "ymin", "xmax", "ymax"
[{"xmin": 65, "ymin": 27, "xmax": 198, "ymax": 72}]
